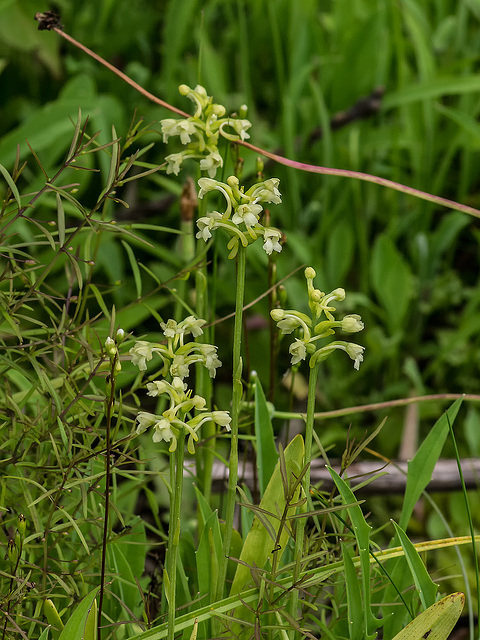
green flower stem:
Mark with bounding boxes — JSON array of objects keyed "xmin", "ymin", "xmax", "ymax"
[
  {"xmin": 195, "ymin": 190, "xmax": 215, "ymax": 506},
  {"xmin": 166, "ymin": 430, "xmax": 186, "ymax": 640},
  {"xmin": 288, "ymin": 362, "xmax": 319, "ymax": 636},
  {"xmin": 174, "ymin": 217, "xmax": 195, "ymax": 323},
  {"xmin": 216, "ymin": 244, "xmax": 246, "ymax": 603}
]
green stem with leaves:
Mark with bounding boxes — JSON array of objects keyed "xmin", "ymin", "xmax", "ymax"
[
  {"xmin": 216, "ymin": 245, "xmax": 246, "ymax": 603},
  {"xmin": 288, "ymin": 361, "xmax": 319, "ymax": 636},
  {"xmin": 97, "ymin": 352, "xmax": 118, "ymax": 640},
  {"xmin": 166, "ymin": 430, "xmax": 186, "ymax": 640},
  {"xmin": 194, "ymin": 195, "xmax": 214, "ymax": 504}
]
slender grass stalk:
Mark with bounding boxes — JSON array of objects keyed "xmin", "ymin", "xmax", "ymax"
[
  {"xmin": 166, "ymin": 430, "xmax": 186, "ymax": 640},
  {"xmin": 216, "ymin": 244, "xmax": 247, "ymax": 604},
  {"xmin": 288, "ymin": 362, "xmax": 319, "ymax": 637}
]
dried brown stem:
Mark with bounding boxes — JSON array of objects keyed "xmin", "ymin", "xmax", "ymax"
[{"xmin": 52, "ymin": 28, "xmax": 189, "ymax": 118}]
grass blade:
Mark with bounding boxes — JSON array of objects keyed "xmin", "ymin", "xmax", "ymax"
[
  {"xmin": 0, "ymin": 163, "xmax": 22, "ymax": 210},
  {"xmin": 56, "ymin": 192, "xmax": 65, "ymax": 246},
  {"xmin": 57, "ymin": 587, "xmax": 100, "ymax": 640},
  {"xmin": 253, "ymin": 372, "xmax": 278, "ymax": 496},
  {"xmin": 391, "ymin": 521, "xmax": 438, "ymax": 610},
  {"xmin": 327, "ymin": 466, "xmax": 381, "ymax": 640},
  {"xmin": 229, "ymin": 434, "xmax": 304, "ymax": 597},
  {"xmin": 399, "ymin": 398, "xmax": 463, "ymax": 529},
  {"xmin": 391, "ymin": 592, "xmax": 464, "ymax": 640},
  {"xmin": 121, "ymin": 240, "xmax": 142, "ymax": 299},
  {"xmin": 342, "ymin": 543, "xmax": 363, "ymax": 640}
]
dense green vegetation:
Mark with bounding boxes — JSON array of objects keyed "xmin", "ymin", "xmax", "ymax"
[{"xmin": 0, "ymin": 1, "xmax": 480, "ymax": 638}]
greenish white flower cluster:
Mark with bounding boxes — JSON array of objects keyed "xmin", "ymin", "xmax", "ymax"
[
  {"xmin": 130, "ymin": 316, "xmax": 231, "ymax": 450},
  {"xmin": 271, "ymin": 267, "xmax": 365, "ymax": 370},
  {"xmin": 196, "ymin": 175, "xmax": 283, "ymax": 259},
  {"xmin": 160, "ymin": 84, "xmax": 251, "ymax": 177},
  {"xmin": 129, "ymin": 316, "xmax": 221, "ymax": 379},
  {"xmin": 135, "ymin": 376, "xmax": 231, "ymax": 454}
]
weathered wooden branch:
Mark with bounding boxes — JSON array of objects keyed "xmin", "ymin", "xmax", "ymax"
[{"xmin": 206, "ymin": 458, "xmax": 480, "ymax": 496}]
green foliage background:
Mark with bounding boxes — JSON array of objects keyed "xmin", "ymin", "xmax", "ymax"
[
  {"xmin": 2, "ymin": 0, "xmax": 480, "ymax": 482},
  {"xmin": 1, "ymin": 0, "xmax": 480, "ymax": 635},
  {"xmin": 8, "ymin": 1, "xmax": 479, "ymax": 446}
]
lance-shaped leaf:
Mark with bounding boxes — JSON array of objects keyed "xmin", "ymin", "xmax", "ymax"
[
  {"xmin": 391, "ymin": 592, "xmax": 464, "ymax": 640},
  {"xmin": 230, "ymin": 433, "xmax": 305, "ymax": 596},
  {"xmin": 328, "ymin": 466, "xmax": 382, "ymax": 640}
]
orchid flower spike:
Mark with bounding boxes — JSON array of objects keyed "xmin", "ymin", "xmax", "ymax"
[{"xmin": 271, "ymin": 267, "xmax": 365, "ymax": 370}]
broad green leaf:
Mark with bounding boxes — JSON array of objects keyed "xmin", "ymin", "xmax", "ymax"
[
  {"xmin": 399, "ymin": 398, "xmax": 463, "ymax": 529},
  {"xmin": 109, "ymin": 541, "xmax": 141, "ymax": 615},
  {"xmin": 392, "ymin": 521, "xmax": 438, "ymax": 610},
  {"xmin": 383, "ymin": 75, "xmax": 480, "ymax": 109},
  {"xmin": 114, "ymin": 521, "xmax": 148, "ymax": 583},
  {"xmin": 177, "ymin": 534, "xmax": 193, "ymax": 608},
  {"xmin": 229, "ymin": 433, "xmax": 304, "ymax": 597},
  {"xmin": 59, "ymin": 73, "xmax": 96, "ymax": 101},
  {"xmin": 391, "ymin": 592, "xmax": 464, "ymax": 640},
  {"xmin": 371, "ymin": 234, "xmax": 413, "ymax": 332},
  {"xmin": 0, "ymin": 2, "xmax": 60, "ymax": 75},
  {"xmin": 193, "ymin": 484, "xmax": 213, "ymax": 531},
  {"xmin": 195, "ymin": 509, "xmax": 223, "ymax": 640},
  {"xmin": 106, "ymin": 524, "xmax": 146, "ymax": 626},
  {"xmin": 0, "ymin": 100, "xmax": 96, "ymax": 168},
  {"xmin": 57, "ymin": 587, "xmax": 100, "ymax": 640},
  {"xmin": 196, "ymin": 509, "xmax": 222, "ymax": 599},
  {"xmin": 326, "ymin": 219, "xmax": 354, "ymax": 285},
  {"xmin": 384, "ymin": 399, "xmax": 463, "ymax": 638},
  {"xmin": 43, "ymin": 599, "xmax": 64, "ymax": 639},
  {"xmin": 90, "ymin": 95, "xmax": 126, "ymax": 181},
  {"xmin": 343, "ymin": 544, "xmax": 363, "ymax": 640},
  {"xmin": 83, "ymin": 598, "xmax": 97, "ymax": 640},
  {"xmin": 253, "ymin": 373, "xmax": 278, "ymax": 495},
  {"xmin": 429, "ymin": 211, "xmax": 470, "ymax": 275},
  {"xmin": 38, "ymin": 628, "xmax": 51, "ymax": 640},
  {"xmin": 382, "ymin": 555, "xmax": 418, "ymax": 639},
  {"xmin": 124, "ymin": 537, "xmax": 476, "ymax": 640},
  {"xmin": 328, "ymin": 467, "xmax": 381, "ymax": 640}
]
